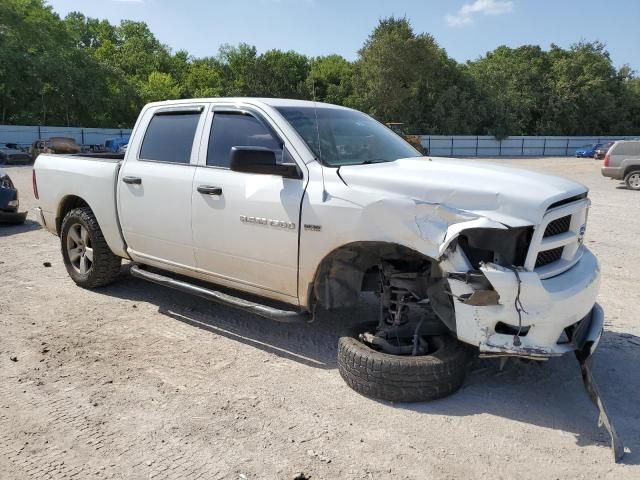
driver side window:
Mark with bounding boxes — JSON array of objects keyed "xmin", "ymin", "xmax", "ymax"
[{"xmin": 207, "ymin": 112, "xmax": 282, "ymax": 168}]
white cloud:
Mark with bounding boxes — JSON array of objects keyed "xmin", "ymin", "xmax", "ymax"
[{"xmin": 446, "ymin": 0, "xmax": 513, "ymax": 27}]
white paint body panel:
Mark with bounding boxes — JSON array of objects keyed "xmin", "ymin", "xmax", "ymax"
[
  {"xmin": 33, "ymin": 154, "xmax": 127, "ymax": 258},
  {"xmin": 33, "ymin": 97, "xmax": 603, "ymax": 358}
]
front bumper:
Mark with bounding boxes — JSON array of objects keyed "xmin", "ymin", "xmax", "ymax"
[
  {"xmin": 0, "ymin": 209, "xmax": 27, "ymax": 224},
  {"xmin": 448, "ymin": 247, "xmax": 602, "ymax": 358}
]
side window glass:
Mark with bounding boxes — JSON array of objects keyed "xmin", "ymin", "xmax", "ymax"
[
  {"xmin": 614, "ymin": 142, "xmax": 640, "ymax": 156},
  {"xmin": 207, "ymin": 113, "xmax": 282, "ymax": 168},
  {"xmin": 139, "ymin": 112, "xmax": 201, "ymax": 163}
]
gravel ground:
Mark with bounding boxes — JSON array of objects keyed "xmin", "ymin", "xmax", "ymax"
[{"xmin": 1, "ymin": 157, "xmax": 639, "ymax": 480}]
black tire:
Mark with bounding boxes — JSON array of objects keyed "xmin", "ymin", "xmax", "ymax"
[
  {"xmin": 624, "ymin": 170, "xmax": 640, "ymax": 191},
  {"xmin": 338, "ymin": 322, "xmax": 471, "ymax": 402},
  {"xmin": 60, "ymin": 207, "xmax": 121, "ymax": 288}
]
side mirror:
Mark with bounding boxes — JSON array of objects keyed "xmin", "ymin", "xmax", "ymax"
[{"xmin": 230, "ymin": 146, "xmax": 301, "ymax": 179}]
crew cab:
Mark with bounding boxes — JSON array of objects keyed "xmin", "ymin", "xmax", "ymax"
[{"xmin": 33, "ymin": 98, "xmax": 605, "ymax": 405}]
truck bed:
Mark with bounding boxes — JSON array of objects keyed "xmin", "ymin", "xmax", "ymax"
[{"xmin": 34, "ymin": 153, "xmax": 128, "ymax": 257}]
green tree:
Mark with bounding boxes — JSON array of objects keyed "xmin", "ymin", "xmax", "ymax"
[
  {"xmin": 141, "ymin": 71, "xmax": 181, "ymax": 103},
  {"xmin": 217, "ymin": 43, "xmax": 259, "ymax": 96},
  {"xmin": 1, "ymin": 2, "xmax": 639, "ymax": 136},
  {"xmin": 184, "ymin": 58, "xmax": 224, "ymax": 98},
  {"xmin": 306, "ymin": 55, "xmax": 354, "ymax": 105},
  {"xmin": 466, "ymin": 45, "xmax": 549, "ymax": 137},
  {"xmin": 546, "ymin": 41, "xmax": 623, "ymax": 135},
  {"xmin": 253, "ymin": 49, "xmax": 310, "ymax": 98},
  {"xmin": 353, "ymin": 17, "xmax": 484, "ymax": 134}
]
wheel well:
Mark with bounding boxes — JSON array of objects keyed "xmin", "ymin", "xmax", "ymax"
[
  {"xmin": 624, "ymin": 165, "xmax": 640, "ymax": 178},
  {"xmin": 56, "ymin": 195, "xmax": 90, "ymax": 234},
  {"xmin": 311, "ymin": 241, "xmax": 435, "ymax": 310},
  {"xmin": 310, "ymin": 241, "xmax": 457, "ymax": 332}
]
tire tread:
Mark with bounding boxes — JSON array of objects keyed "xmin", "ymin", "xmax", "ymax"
[
  {"xmin": 61, "ymin": 207, "xmax": 121, "ymax": 288},
  {"xmin": 337, "ymin": 324, "xmax": 470, "ymax": 403}
]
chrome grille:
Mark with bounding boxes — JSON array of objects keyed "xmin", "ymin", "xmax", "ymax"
[
  {"xmin": 524, "ymin": 197, "xmax": 590, "ymax": 279},
  {"xmin": 535, "ymin": 247, "xmax": 564, "ymax": 268},
  {"xmin": 543, "ymin": 215, "xmax": 571, "ymax": 237}
]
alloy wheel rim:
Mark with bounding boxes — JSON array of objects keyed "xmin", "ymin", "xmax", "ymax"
[
  {"xmin": 66, "ymin": 223, "xmax": 93, "ymax": 274},
  {"xmin": 630, "ymin": 174, "xmax": 640, "ymax": 189}
]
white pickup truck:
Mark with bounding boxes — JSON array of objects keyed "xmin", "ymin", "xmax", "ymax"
[{"xmin": 34, "ymin": 98, "xmax": 611, "ymax": 417}]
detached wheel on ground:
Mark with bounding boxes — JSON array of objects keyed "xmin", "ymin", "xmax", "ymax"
[
  {"xmin": 60, "ymin": 207, "xmax": 121, "ymax": 288},
  {"xmin": 338, "ymin": 322, "xmax": 470, "ymax": 403},
  {"xmin": 625, "ymin": 170, "xmax": 640, "ymax": 191}
]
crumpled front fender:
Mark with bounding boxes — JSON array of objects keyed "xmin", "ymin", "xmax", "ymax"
[{"xmin": 357, "ymin": 196, "xmax": 509, "ymax": 261}]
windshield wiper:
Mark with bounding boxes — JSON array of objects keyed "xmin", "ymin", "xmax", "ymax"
[
  {"xmin": 332, "ymin": 159, "xmax": 395, "ymax": 167},
  {"xmin": 352, "ymin": 159, "xmax": 391, "ymax": 165}
]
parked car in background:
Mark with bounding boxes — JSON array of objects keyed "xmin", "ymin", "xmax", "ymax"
[
  {"xmin": 0, "ymin": 168, "xmax": 27, "ymax": 224},
  {"xmin": 595, "ymin": 142, "xmax": 614, "ymax": 160},
  {"xmin": 105, "ymin": 136, "xmax": 130, "ymax": 153},
  {"xmin": 4, "ymin": 143, "xmax": 30, "ymax": 152},
  {"xmin": 601, "ymin": 140, "xmax": 640, "ymax": 190},
  {"xmin": 31, "ymin": 137, "xmax": 81, "ymax": 160},
  {"xmin": 575, "ymin": 143, "xmax": 602, "ymax": 158},
  {"xmin": 87, "ymin": 144, "xmax": 107, "ymax": 153},
  {"xmin": 0, "ymin": 147, "xmax": 32, "ymax": 165},
  {"xmin": 118, "ymin": 143, "xmax": 128, "ymax": 154}
]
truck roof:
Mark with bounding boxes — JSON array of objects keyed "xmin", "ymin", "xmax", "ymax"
[{"xmin": 144, "ymin": 97, "xmax": 353, "ymax": 110}]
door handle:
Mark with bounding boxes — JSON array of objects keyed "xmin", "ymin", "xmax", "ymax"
[
  {"xmin": 197, "ymin": 185, "xmax": 223, "ymax": 195},
  {"xmin": 122, "ymin": 176, "xmax": 142, "ymax": 185}
]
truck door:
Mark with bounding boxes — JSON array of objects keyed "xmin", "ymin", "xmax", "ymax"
[
  {"xmin": 118, "ymin": 105, "xmax": 206, "ymax": 269},
  {"xmin": 191, "ymin": 106, "xmax": 305, "ymax": 299}
]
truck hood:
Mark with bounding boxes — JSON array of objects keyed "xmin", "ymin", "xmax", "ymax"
[{"xmin": 337, "ymin": 157, "xmax": 588, "ymax": 226}]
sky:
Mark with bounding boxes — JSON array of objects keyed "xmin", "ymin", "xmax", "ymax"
[{"xmin": 46, "ymin": 0, "xmax": 640, "ymax": 70}]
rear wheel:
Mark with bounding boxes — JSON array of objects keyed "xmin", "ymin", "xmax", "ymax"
[
  {"xmin": 625, "ymin": 170, "xmax": 640, "ymax": 191},
  {"xmin": 60, "ymin": 207, "xmax": 121, "ymax": 288}
]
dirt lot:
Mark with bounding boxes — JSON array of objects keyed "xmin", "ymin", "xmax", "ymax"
[{"xmin": 1, "ymin": 157, "xmax": 639, "ymax": 480}]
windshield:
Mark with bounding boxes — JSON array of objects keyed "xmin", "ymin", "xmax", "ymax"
[{"xmin": 276, "ymin": 106, "xmax": 421, "ymax": 166}]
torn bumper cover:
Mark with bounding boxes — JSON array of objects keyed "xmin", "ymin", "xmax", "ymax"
[
  {"xmin": 447, "ymin": 251, "xmax": 624, "ymax": 461},
  {"xmin": 447, "ymin": 247, "xmax": 602, "ymax": 358}
]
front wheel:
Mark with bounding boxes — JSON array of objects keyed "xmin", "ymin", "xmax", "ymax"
[
  {"xmin": 337, "ymin": 322, "xmax": 471, "ymax": 402},
  {"xmin": 60, "ymin": 207, "xmax": 121, "ymax": 288},
  {"xmin": 625, "ymin": 170, "xmax": 640, "ymax": 191}
]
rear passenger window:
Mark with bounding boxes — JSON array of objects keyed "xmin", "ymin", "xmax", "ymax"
[
  {"xmin": 207, "ymin": 113, "xmax": 282, "ymax": 168},
  {"xmin": 613, "ymin": 142, "xmax": 640, "ymax": 156},
  {"xmin": 139, "ymin": 112, "xmax": 201, "ymax": 163}
]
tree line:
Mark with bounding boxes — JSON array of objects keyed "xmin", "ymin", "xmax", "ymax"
[{"xmin": 1, "ymin": 0, "xmax": 639, "ymax": 137}]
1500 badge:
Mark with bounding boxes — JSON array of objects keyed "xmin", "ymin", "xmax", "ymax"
[{"xmin": 240, "ymin": 215, "xmax": 296, "ymax": 230}]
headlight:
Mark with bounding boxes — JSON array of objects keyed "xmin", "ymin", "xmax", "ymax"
[
  {"xmin": 457, "ymin": 226, "xmax": 533, "ymax": 269},
  {"xmin": 0, "ymin": 174, "xmax": 14, "ymax": 189}
]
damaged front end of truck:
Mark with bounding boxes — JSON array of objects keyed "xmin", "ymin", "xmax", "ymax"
[{"xmin": 313, "ymin": 192, "xmax": 623, "ymax": 461}]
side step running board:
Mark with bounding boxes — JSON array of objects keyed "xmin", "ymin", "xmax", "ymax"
[{"xmin": 130, "ymin": 264, "xmax": 311, "ymax": 323}]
